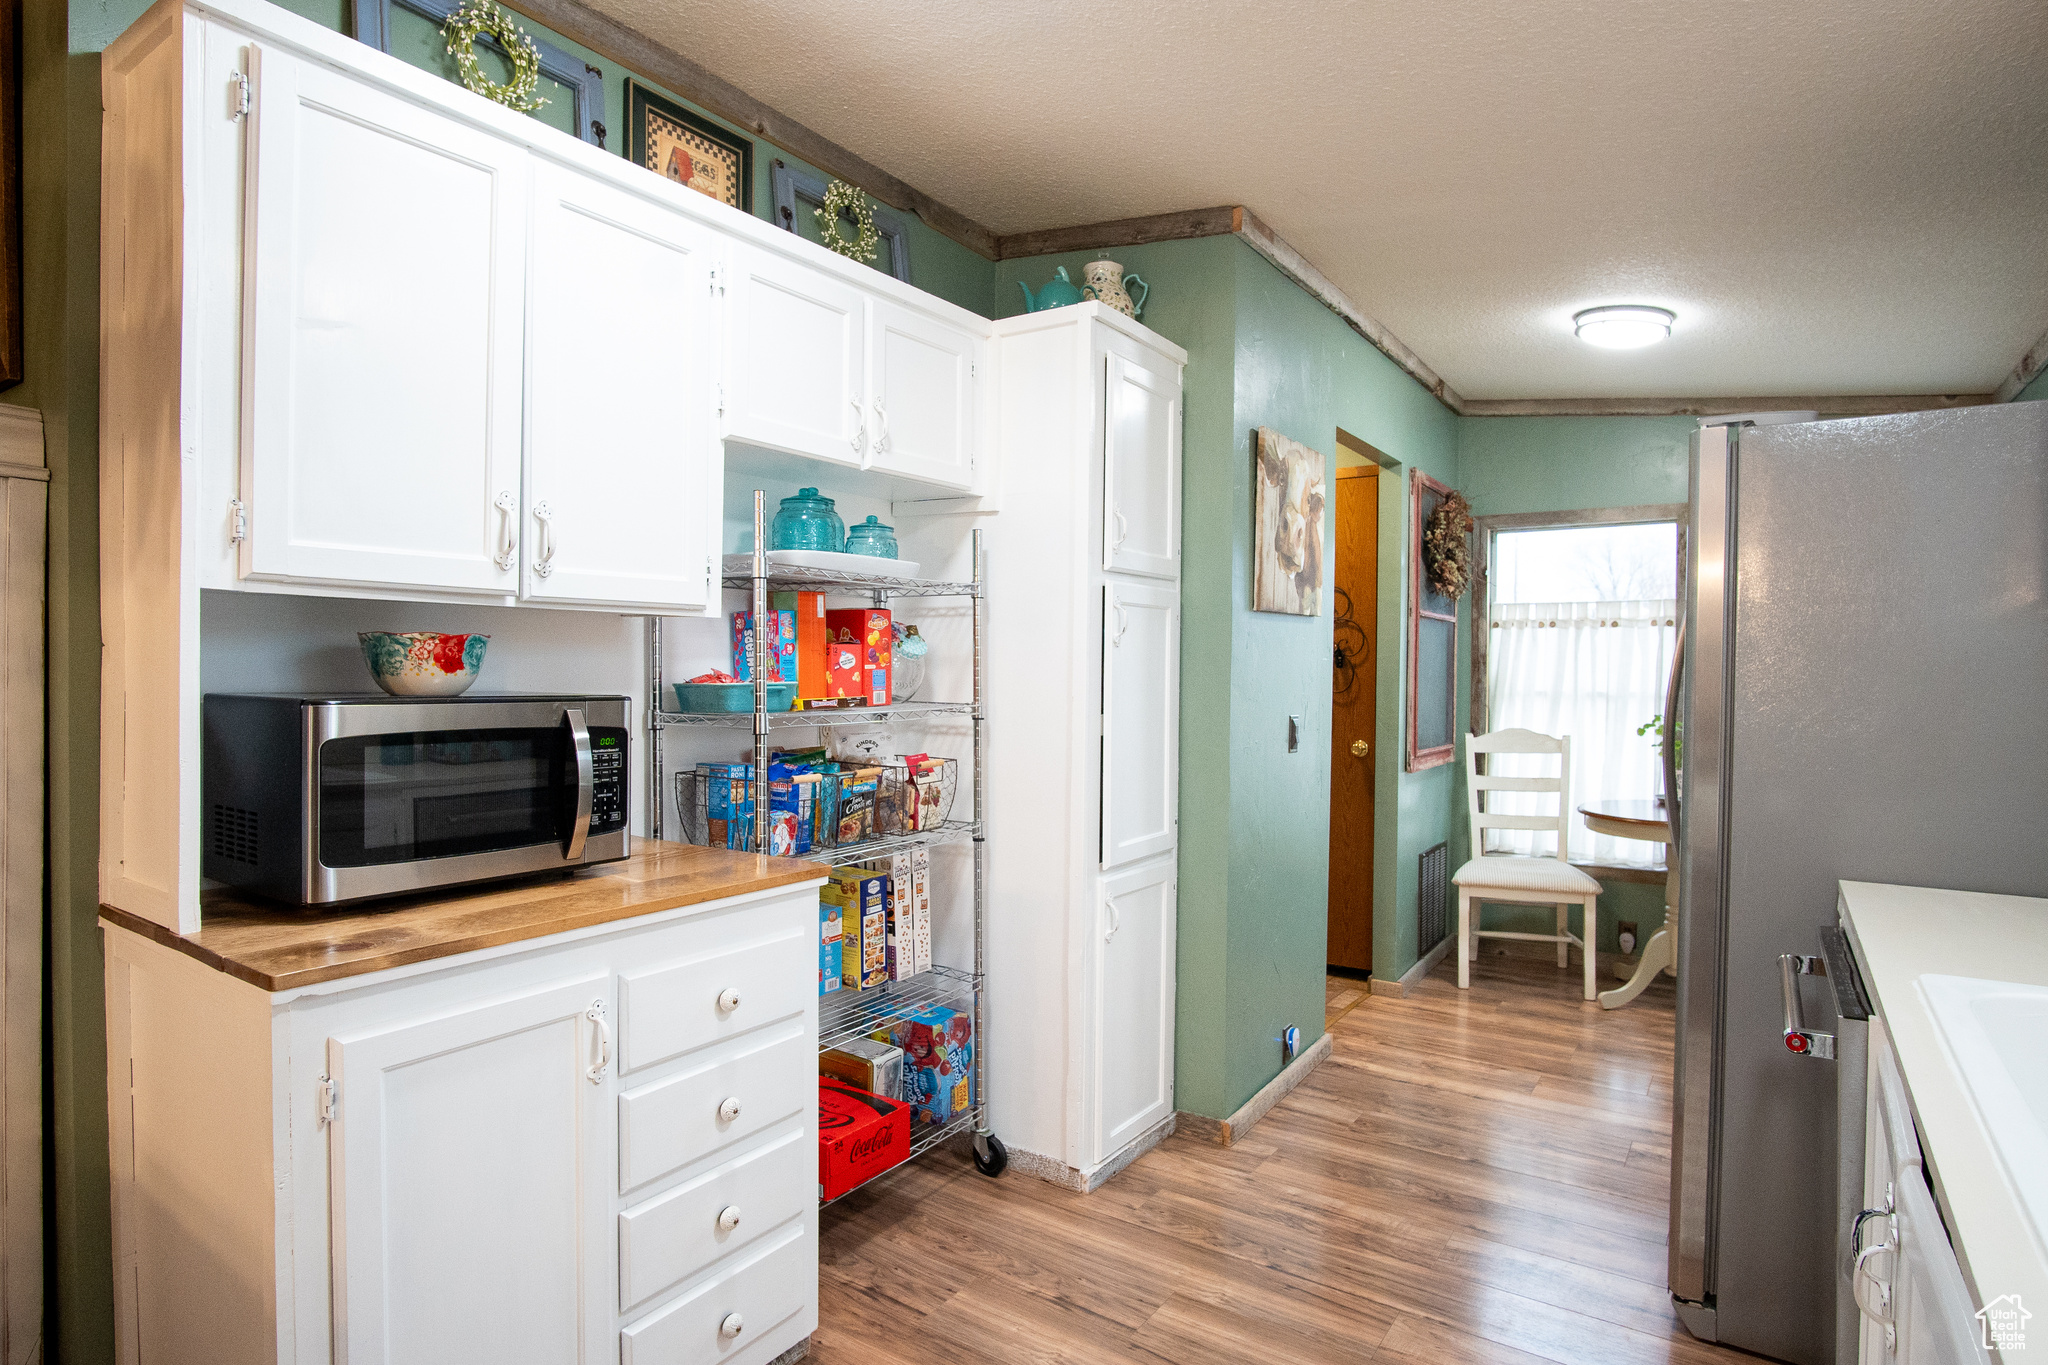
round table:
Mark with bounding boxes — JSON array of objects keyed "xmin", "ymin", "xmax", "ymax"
[{"xmin": 1578, "ymin": 799, "xmax": 1676, "ymax": 1010}]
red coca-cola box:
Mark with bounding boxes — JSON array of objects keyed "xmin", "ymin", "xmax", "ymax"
[{"xmin": 818, "ymin": 1076, "xmax": 910, "ymax": 1200}]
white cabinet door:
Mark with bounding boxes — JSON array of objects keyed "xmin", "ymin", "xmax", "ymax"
[
  {"xmin": 526, "ymin": 163, "xmax": 720, "ymax": 611},
  {"xmin": 1101, "ymin": 581, "xmax": 1179, "ymax": 869},
  {"xmin": 723, "ymin": 242, "xmax": 869, "ymax": 468},
  {"xmin": 327, "ymin": 975, "xmax": 611, "ymax": 1365},
  {"xmin": 1102, "ymin": 353, "xmax": 1181, "ymax": 580},
  {"xmin": 1092, "ymin": 859, "xmax": 1176, "ymax": 1163},
  {"xmin": 866, "ymin": 299, "xmax": 978, "ymax": 489},
  {"xmin": 241, "ymin": 44, "xmax": 526, "ymax": 595}
]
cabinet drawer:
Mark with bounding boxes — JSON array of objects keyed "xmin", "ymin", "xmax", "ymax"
[
  {"xmin": 621, "ymin": 1221, "xmax": 810, "ymax": 1365},
  {"xmin": 620, "ymin": 922, "xmax": 811, "ymax": 1074},
  {"xmin": 620, "ymin": 1026, "xmax": 811, "ymax": 1191},
  {"xmin": 620, "ymin": 1123, "xmax": 810, "ymax": 1311}
]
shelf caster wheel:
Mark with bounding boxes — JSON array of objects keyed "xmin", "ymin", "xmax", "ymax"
[{"xmin": 973, "ymin": 1132, "xmax": 1007, "ymax": 1178}]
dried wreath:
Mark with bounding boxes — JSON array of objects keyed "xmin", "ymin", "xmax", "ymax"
[
  {"xmin": 1424, "ymin": 490, "xmax": 1475, "ymax": 599},
  {"xmin": 815, "ymin": 179, "xmax": 881, "ymax": 263},
  {"xmin": 442, "ymin": 0, "xmax": 548, "ymax": 114}
]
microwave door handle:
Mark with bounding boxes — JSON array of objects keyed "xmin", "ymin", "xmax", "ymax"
[{"xmin": 563, "ymin": 707, "xmax": 594, "ymax": 860}]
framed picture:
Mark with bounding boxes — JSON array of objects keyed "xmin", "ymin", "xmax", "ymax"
[
  {"xmin": 353, "ymin": 0, "xmax": 606, "ymax": 147},
  {"xmin": 769, "ymin": 160, "xmax": 912, "ymax": 282},
  {"xmin": 1252, "ymin": 426, "xmax": 1326, "ymax": 616},
  {"xmin": 1407, "ymin": 468, "xmax": 1458, "ymax": 772},
  {"xmin": 627, "ymin": 81, "xmax": 752, "ymax": 213}
]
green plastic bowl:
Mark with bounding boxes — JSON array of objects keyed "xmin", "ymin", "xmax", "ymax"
[{"xmin": 674, "ymin": 681, "xmax": 797, "ymax": 713}]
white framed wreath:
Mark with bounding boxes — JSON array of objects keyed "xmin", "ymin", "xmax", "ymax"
[
  {"xmin": 814, "ymin": 179, "xmax": 880, "ymax": 263},
  {"xmin": 441, "ymin": 0, "xmax": 549, "ymax": 114}
]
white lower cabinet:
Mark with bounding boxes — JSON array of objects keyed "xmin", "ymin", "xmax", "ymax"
[
  {"xmin": 103, "ymin": 883, "xmax": 821, "ymax": 1365},
  {"xmin": 1093, "ymin": 859, "xmax": 1177, "ymax": 1160}
]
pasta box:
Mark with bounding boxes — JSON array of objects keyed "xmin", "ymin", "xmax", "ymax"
[{"xmin": 819, "ymin": 1076, "xmax": 910, "ymax": 1200}]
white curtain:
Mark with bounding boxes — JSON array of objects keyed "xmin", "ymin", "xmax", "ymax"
[{"xmin": 1484, "ymin": 599, "xmax": 1677, "ymax": 866}]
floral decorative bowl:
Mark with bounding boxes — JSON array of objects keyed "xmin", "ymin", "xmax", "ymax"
[{"xmin": 358, "ymin": 631, "xmax": 489, "ymax": 697}]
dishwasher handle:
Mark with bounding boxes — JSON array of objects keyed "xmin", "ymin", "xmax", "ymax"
[{"xmin": 1780, "ymin": 953, "xmax": 1836, "ymax": 1059}]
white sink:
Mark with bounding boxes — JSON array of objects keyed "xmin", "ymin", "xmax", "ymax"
[{"xmin": 1918, "ymin": 974, "xmax": 2048, "ymax": 1245}]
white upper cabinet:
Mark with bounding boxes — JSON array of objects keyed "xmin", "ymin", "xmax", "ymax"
[
  {"xmin": 240, "ymin": 43, "xmax": 526, "ymax": 596},
  {"xmin": 722, "ymin": 241, "xmax": 870, "ymax": 469},
  {"xmin": 327, "ymin": 973, "xmax": 612, "ymax": 1365},
  {"xmin": 1102, "ymin": 353, "xmax": 1181, "ymax": 580},
  {"xmin": 1092, "ymin": 858, "xmax": 1176, "ymax": 1163},
  {"xmin": 1101, "ymin": 579, "xmax": 1179, "ymax": 869},
  {"xmin": 525, "ymin": 164, "xmax": 721, "ymax": 612},
  {"xmin": 865, "ymin": 299, "xmax": 978, "ymax": 489}
]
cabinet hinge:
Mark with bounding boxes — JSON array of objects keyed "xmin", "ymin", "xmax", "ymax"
[
  {"xmin": 231, "ymin": 71, "xmax": 251, "ymax": 120},
  {"xmin": 717, "ymin": 383, "xmax": 725, "ymax": 417},
  {"xmin": 228, "ymin": 498, "xmax": 247, "ymax": 544},
  {"xmin": 708, "ymin": 266, "xmax": 721, "ymax": 297},
  {"xmin": 317, "ymin": 1076, "xmax": 338, "ymax": 1125}
]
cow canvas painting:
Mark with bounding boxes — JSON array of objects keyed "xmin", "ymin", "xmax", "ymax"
[{"xmin": 1253, "ymin": 427, "xmax": 1326, "ymax": 615}]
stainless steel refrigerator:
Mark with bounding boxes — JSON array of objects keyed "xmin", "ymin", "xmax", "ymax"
[{"xmin": 1668, "ymin": 403, "xmax": 2048, "ymax": 1364}]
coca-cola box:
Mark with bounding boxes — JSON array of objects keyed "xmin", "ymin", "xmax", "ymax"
[{"xmin": 818, "ymin": 1076, "xmax": 910, "ymax": 1200}]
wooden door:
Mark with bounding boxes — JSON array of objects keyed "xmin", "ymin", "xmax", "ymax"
[
  {"xmin": 241, "ymin": 44, "xmax": 526, "ymax": 595},
  {"xmin": 1092, "ymin": 858, "xmax": 1176, "ymax": 1162},
  {"xmin": 1328, "ymin": 465, "xmax": 1378, "ymax": 972},
  {"xmin": 865, "ymin": 298, "xmax": 978, "ymax": 489},
  {"xmin": 1101, "ymin": 354, "xmax": 1181, "ymax": 580},
  {"xmin": 1100, "ymin": 580, "xmax": 1179, "ymax": 869},
  {"xmin": 327, "ymin": 975, "xmax": 611, "ymax": 1365},
  {"xmin": 723, "ymin": 241, "xmax": 869, "ymax": 468},
  {"xmin": 525, "ymin": 163, "xmax": 720, "ymax": 612}
]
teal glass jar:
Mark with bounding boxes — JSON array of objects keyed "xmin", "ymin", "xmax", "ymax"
[
  {"xmin": 770, "ymin": 487, "xmax": 845, "ymax": 552},
  {"xmin": 844, "ymin": 515, "xmax": 899, "ymax": 559}
]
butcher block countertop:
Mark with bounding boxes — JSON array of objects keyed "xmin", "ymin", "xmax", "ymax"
[{"xmin": 100, "ymin": 840, "xmax": 827, "ymax": 993}]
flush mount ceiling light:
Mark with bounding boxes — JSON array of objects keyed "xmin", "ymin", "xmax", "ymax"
[{"xmin": 1573, "ymin": 305, "xmax": 1675, "ymax": 349}]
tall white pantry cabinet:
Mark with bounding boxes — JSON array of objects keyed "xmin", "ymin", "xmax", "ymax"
[{"xmin": 985, "ymin": 304, "xmax": 1184, "ymax": 1189}]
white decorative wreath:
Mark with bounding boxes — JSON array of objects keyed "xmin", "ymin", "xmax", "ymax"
[
  {"xmin": 814, "ymin": 179, "xmax": 881, "ymax": 263},
  {"xmin": 441, "ymin": 0, "xmax": 549, "ymax": 114}
]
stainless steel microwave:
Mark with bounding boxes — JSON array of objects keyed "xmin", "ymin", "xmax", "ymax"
[{"xmin": 202, "ymin": 694, "xmax": 631, "ymax": 906}]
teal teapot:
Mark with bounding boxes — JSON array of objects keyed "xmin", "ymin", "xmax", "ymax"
[{"xmin": 1018, "ymin": 266, "xmax": 1084, "ymax": 312}]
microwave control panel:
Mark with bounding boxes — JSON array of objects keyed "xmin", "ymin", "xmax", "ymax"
[{"xmin": 589, "ymin": 728, "xmax": 629, "ymax": 833}]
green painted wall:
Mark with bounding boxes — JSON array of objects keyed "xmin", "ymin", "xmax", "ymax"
[
  {"xmin": 2018, "ymin": 369, "xmax": 2048, "ymax": 403},
  {"xmin": 1455, "ymin": 416, "xmax": 1693, "ymax": 952}
]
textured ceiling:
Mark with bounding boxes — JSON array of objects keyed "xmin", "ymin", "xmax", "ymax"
[{"xmin": 586, "ymin": 0, "xmax": 2048, "ymax": 399}]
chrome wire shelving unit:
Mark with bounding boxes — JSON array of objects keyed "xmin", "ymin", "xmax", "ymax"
[{"xmin": 646, "ymin": 492, "xmax": 1004, "ymax": 1200}]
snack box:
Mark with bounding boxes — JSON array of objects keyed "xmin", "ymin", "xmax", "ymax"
[
  {"xmin": 818, "ymin": 898, "xmax": 843, "ymax": 996},
  {"xmin": 909, "ymin": 844, "xmax": 933, "ymax": 975},
  {"xmin": 819, "ymin": 1077, "xmax": 910, "ymax": 1201},
  {"xmin": 819, "ymin": 1037, "xmax": 903, "ymax": 1102},
  {"xmin": 829, "ymin": 867, "xmax": 890, "ymax": 990},
  {"xmin": 700, "ymin": 762, "xmax": 755, "ymax": 850},
  {"xmin": 730, "ymin": 610, "xmax": 797, "ymax": 683},
  {"xmin": 824, "ymin": 608, "xmax": 892, "ymax": 705},
  {"xmin": 771, "ymin": 591, "xmax": 829, "ymax": 700},
  {"xmin": 834, "ymin": 770, "xmax": 881, "ymax": 845},
  {"xmin": 767, "ymin": 764, "xmax": 816, "ymax": 857},
  {"xmin": 875, "ymin": 1003, "xmax": 973, "ymax": 1127},
  {"xmin": 885, "ymin": 849, "xmax": 930, "ymax": 981}
]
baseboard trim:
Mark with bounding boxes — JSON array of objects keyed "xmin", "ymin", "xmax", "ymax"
[
  {"xmin": 1007, "ymin": 1111, "xmax": 1177, "ymax": 1193},
  {"xmin": 1369, "ymin": 935, "xmax": 1453, "ymax": 998},
  {"xmin": 1179, "ymin": 1030, "xmax": 1334, "ymax": 1146},
  {"xmin": 769, "ymin": 1337, "xmax": 811, "ymax": 1365}
]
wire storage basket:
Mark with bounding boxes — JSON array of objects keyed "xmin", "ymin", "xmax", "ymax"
[{"xmin": 675, "ymin": 757, "xmax": 960, "ymax": 856}]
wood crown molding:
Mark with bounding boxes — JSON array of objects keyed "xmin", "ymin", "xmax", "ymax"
[{"xmin": 460, "ymin": 0, "xmax": 2048, "ymax": 419}]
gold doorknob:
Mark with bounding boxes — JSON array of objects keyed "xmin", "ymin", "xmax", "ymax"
[{"xmin": 1351, "ymin": 740, "xmax": 1370, "ymax": 757}]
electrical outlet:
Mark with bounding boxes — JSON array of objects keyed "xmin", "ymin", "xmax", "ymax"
[{"xmin": 1287, "ymin": 715, "xmax": 1300, "ymax": 752}]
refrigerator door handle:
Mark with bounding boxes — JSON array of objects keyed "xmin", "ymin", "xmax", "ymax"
[
  {"xmin": 1779, "ymin": 953, "xmax": 1836, "ymax": 1059},
  {"xmin": 1663, "ymin": 615, "xmax": 1685, "ymax": 842}
]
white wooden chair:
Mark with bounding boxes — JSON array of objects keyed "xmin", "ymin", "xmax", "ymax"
[{"xmin": 1453, "ymin": 728, "xmax": 1603, "ymax": 1000}]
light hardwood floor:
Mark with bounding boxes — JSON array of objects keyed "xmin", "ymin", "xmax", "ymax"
[{"xmin": 812, "ymin": 945, "xmax": 1762, "ymax": 1365}]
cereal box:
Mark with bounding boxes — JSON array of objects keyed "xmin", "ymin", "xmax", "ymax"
[
  {"xmin": 730, "ymin": 610, "xmax": 797, "ymax": 683},
  {"xmin": 818, "ymin": 897, "xmax": 843, "ymax": 996},
  {"xmin": 830, "ymin": 867, "xmax": 890, "ymax": 990},
  {"xmin": 824, "ymin": 608, "xmax": 892, "ymax": 705},
  {"xmin": 771, "ymin": 591, "xmax": 829, "ymax": 700}
]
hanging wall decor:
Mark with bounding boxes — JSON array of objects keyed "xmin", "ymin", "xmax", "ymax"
[
  {"xmin": 1423, "ymin": 489, "xmax": 1474, "ymax": 599},
  {"xmin": 1252, "ymin": 426, "xmax": 1328, "ymax": 616},
  {"xmin": 440, "ymin": 0, "xmax": 548, "ymax": 113},
  {"xmin": 626, "ymin": 80, "xmax": 753, "ymax": 212},
  {"xmin": 814, "ymin": 179, "xmax": 881, "ymax": 264}
]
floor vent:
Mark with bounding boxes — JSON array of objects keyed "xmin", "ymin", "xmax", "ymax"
[
  {"xmin": 1418, "ymin": 841, "xmax": 1449, "ymax": 954},
  {"xmin": 211, "ymin": 804, "xmax": 260, "ymax": 866}
]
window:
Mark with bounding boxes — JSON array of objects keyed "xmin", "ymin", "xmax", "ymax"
[{"xmin": 1474, "ymin": 512, "xmax": 1683, "ymax": 865}]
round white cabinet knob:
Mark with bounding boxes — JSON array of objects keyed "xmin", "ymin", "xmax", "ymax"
[
  {"xmin": 716, "ymin": 987, "xmax": 742, "ymax": 1013},
  {"xmin": 717, "ymin": 1096, "xmax": 743, "ymax": 1123},
  {"xmin": 719, "ymin": 1312, "xmax": 744, "ymax": 1339},
  {"xmin": 716, "ymin": 1204, "xmax": 742, "ymax": 1232}
]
